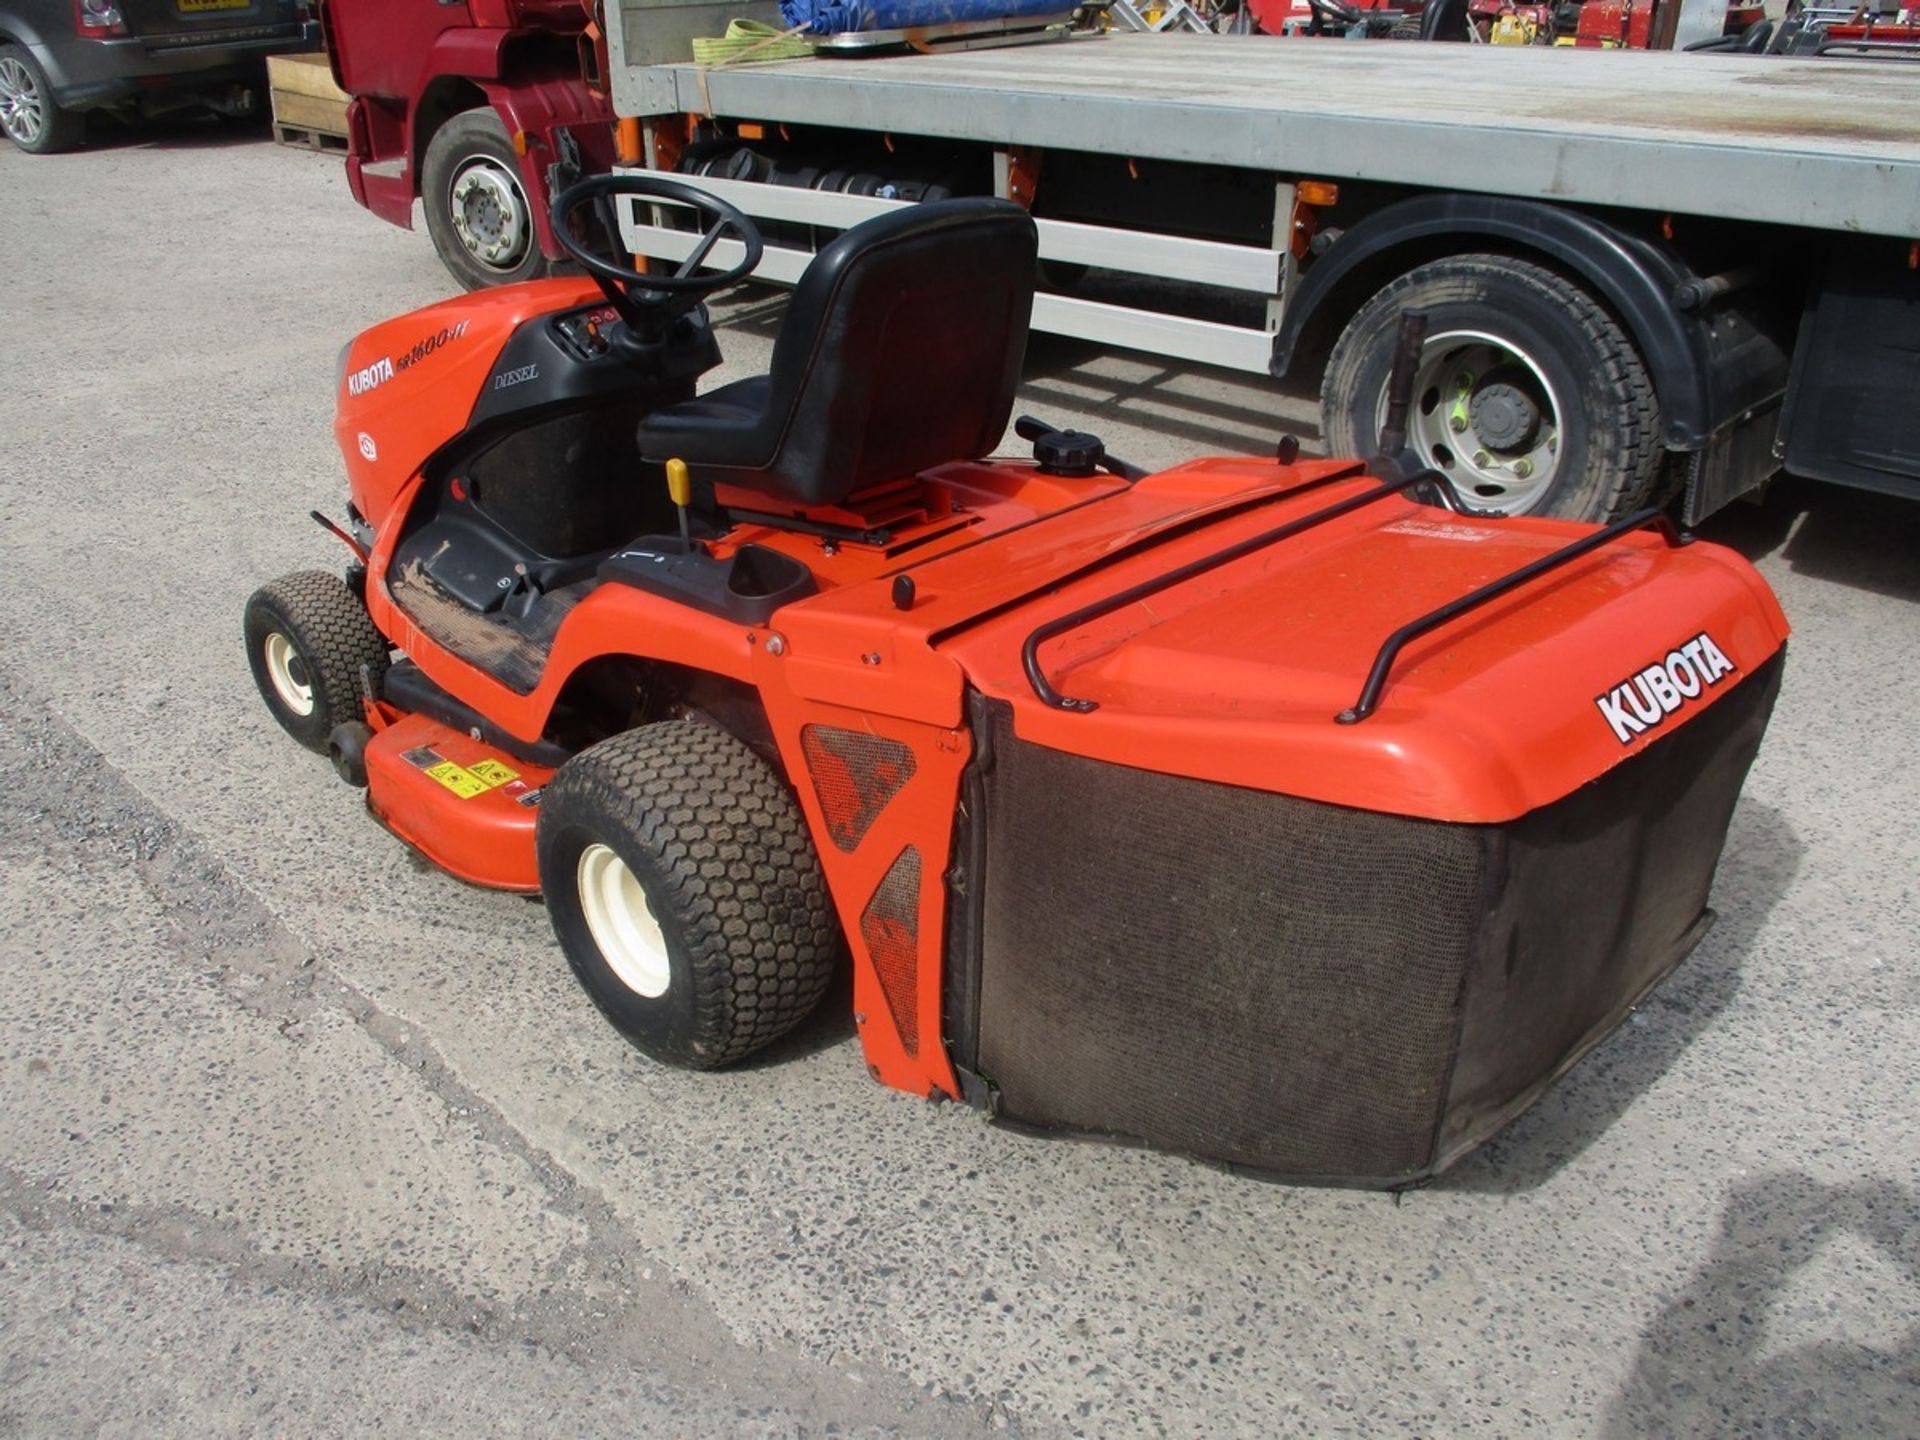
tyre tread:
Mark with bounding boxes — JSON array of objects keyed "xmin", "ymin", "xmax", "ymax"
[
  {"xmin": 543, "ymin": 722, "xmax": 838, "ymax": 1068},
  {"xmin": 1324, "ymin": 253, "xmax": 1665, "ymax": 522},
  {"xmin": 244, "ymin": 570, "xmax": 390, "ymax": 751}
]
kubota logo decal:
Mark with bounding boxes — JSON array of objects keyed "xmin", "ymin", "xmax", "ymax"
[
  {"xmin": 1595, "ymin": 632, "xmax": 1737, "ymax": 745},
  {"xmin": 345, "ymin": 320, "xmax": 472, "ymax": 397},
  {"xmin": 346, "ymin": 356, "xmax": 393, "ymax": 397}
]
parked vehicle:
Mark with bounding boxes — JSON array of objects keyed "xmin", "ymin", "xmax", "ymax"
[
  {"xmin": 0, "ymin": 0, "xmax": 318, "ymax": 153},
  {"xmin": 317, "ymin": 1, "xmax": 1920, "ymax": 526},
  {"xmin": 319, "ymin": 0, "xmax": 615, "ymax": 290},
  {"xmin": 604, "ymin": 24, "xmax": 1920, "ymax": 523}
]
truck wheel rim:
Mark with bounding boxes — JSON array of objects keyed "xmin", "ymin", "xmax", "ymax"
[
  {"xmin": 0, "ymin": 58, "xmax": 44, "ymax": 146},
  {"xmin": 448, "ymin": 157, "xmax": 531, "ymax": 272},
  {"xmin": 1381, "ymin": 331, "xmax": 1562, "ymax": 514},
  {"xmin": 577, "ymin": 843, "xmax": 671, "ymax": 999},
  {"xmin": 263, "ymin": 632, "xmax": 315, "ymax": 717}
]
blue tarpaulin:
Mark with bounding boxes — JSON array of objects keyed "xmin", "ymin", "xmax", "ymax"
[{"xmin": 779, "ymin": 0, "xmax": 1065, "ymax": 35}]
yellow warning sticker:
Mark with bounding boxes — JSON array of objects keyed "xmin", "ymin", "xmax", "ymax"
[
  {"xmin": 423, "ymin": 761, "xmax": 489, "ymax": 799},
  {"xmin": 468, "ymin": 758, "xmax": 520, "ymax": 789}
]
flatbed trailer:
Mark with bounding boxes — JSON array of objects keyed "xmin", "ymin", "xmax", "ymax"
[{"xmin": 603, "ymin": 24, "xmax": 1920, "ymax": 522}]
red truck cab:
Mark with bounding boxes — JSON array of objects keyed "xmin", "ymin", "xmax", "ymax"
[{"xmin": 321, "ymin": 0, "xmax": 614, "ymax": 288}]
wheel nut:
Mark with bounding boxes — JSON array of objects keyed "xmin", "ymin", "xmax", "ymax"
[
  {"xmin": 1448, "ymin": 415, "xmax": 1468, "ymax": 434},
  {"xmin": 1512, "ymin": 459, "xmax": 1534, "ymax": 479},
  {"xmin": 1473, "ymin": 450, "xmax": 1492, "ymax": 468}
]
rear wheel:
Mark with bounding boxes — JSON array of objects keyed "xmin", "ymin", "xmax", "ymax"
[
  {"xmin": 420, "ymin": 108, "xmax": 549, "ymax": 290},
  {"xmin": 536, "ymin": 721, "xmax": 839, "ymax": 1069},
  {"xmin": 1323, "ymin": 254, "xmax": 1666, "ymax": 522},
  {"xmin": 0, "ymin": 45, "xmax": 84, "ymax": 155},
  {"xmin": 243, "ymin": 571, "xmax": 390, "ymax": 753}
]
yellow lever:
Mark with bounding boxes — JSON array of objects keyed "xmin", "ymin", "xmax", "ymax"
[{"xmin": 666, "ymin": 457, "xmax": 693, "ymax": 553}]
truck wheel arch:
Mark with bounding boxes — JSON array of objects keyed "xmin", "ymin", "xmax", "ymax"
[
  {"xmin": 410, "ymin": 75, "xmax": 490, "ymax": 197},
  {"xmin": 1272, "ymin": 195, "xmax": 1715, "ymax": 450}
]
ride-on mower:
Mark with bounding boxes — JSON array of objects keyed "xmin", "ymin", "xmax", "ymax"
[{"xmin": 246, "ymin": 179, "xmax": 1787, "ymax": 1185}]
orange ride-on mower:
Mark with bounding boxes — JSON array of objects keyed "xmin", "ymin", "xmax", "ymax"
[{"xmin": 244, "ymin": 179, "xmax": 1788, "ymax": 1186}]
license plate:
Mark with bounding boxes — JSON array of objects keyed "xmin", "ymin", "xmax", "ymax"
[{"xmin": 177, "ymin": 0, "xmax": 251, "ymax": 12}]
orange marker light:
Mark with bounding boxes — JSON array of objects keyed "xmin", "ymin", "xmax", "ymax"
[{"xmin": 1297, "ymin": 180, "xmax": 1340, "ymax": 207}]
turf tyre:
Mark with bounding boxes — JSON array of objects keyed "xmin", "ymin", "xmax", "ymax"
[
  {"xmin": 243, "ymin": 570, "xmax": 390, "ymax": 754},
  {"xmin": 1322, "ymin": 253, "xmax": 1666, "ymax": 522},
  {"xmin": 536, "ymin": 721, "xmax": 839, "ymax": 1069}
]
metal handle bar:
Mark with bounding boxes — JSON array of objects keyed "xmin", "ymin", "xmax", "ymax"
[{"xmin": 1334, "ymin": 507, "xmax": 1691, "ymax": 725}]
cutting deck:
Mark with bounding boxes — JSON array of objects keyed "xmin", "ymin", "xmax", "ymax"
[{"xmin": 616, "ymin": 32, "xmax": 1920, "ymax": 238}]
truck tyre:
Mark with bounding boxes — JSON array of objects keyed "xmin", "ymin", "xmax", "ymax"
[
  {"xmin": 1323, "ymin": 254, "xmax": 1664, "ymax": 522},
  {"xmin": 243, "ymin": 571, "xmax": 391, "ymax": 754},
  {"xmin": 420, "ymin": 108, "xmax": 549, "ymax": 290},
  {"xmin": 0, "ymin": 45, "xmax": 85, "ymax": 155},
  {"xmin": 537, "ymin": 721, "xmax": 839, "ymax": 1070}
]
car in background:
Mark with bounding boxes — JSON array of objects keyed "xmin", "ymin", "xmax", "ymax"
[{"xmin": 0, "ymin": 0, "xmax": 318, "ymax": 153}]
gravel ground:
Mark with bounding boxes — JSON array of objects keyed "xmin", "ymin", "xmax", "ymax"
[{"xmin": 0, "ymin": 118, "xmax": 1915, "ymax": 1438}]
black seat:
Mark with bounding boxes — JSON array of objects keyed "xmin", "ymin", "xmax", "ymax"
[{"xmin": 638, "ymin": 198, "xmax": 1038, "ymax": 508}]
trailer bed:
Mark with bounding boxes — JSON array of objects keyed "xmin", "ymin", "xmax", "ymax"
[{"xmin": 615, "ymin": 32, "xmax": 1920, "ymax": 238}]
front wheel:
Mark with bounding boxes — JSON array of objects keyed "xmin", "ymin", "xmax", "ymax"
[
  {"xmin": 419, "ymin": 108, "xmax": 550, "ymax": 290},
  {"xmin": 0, "ymin": 45, "xmax": 85, "ymax": 155},
  {"xmin": 536, "ymin": 721, "xmax": 840, "ymax": 1070},
  {"xmin": 243, "ymin": 571, "xmax": 391, "ymax": 753},
  {"xmin": 1322, "ymin": 254, "xmax": 1666, "ymax": 522}
]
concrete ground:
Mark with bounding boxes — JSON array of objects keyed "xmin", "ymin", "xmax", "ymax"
[{"xmin": 0, "ymin": 119, "xmax": 1915, "ymax": 1439}]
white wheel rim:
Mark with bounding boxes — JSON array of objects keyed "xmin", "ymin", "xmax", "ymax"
[
  {"xmin": 448, "ymin": 156, "xmax": 531, "ymax": 271},
  {"xmin": 1379, "ymin": 329, "xmax": 1564, "ymax": 515},
  {"xmin": 577, "ymin": 843, "xmax": 671, "ymax": 999},
  {"xmin": 262, "ymin": 632, "xmax": 315, "ymax": 717}
]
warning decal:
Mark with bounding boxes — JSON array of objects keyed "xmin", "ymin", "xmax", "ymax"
[
  {"xmin": 424, "ymin": 761, "xmax": 489, "ymax": 799},
  {"xmin": 468, "ymin": 758, "xmax": 519, "ymax": 788},
  {"xmin": 403, "ymin": 745, "xmax": 521, "ymax": 799}
]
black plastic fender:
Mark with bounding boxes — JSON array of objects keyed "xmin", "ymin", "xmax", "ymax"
[{"xmin": 1271, "ymin": 195, "xmax": 1784, "ymax": 452}]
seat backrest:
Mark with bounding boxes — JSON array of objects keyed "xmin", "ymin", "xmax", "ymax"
[{"xmin": 753, "ymin": 198, "xmax": 1038, "ymax": 506}]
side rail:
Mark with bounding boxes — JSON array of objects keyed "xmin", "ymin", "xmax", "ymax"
[
  {"xmin": 610, "ymin": 169, "xmax": 1285, "ymax": 374},
  {"xmin": 1023, "ymin": 469, "xmax": 1458, "ymax": 713},
  {"xmin": 1335, "ymin": 507, "xmax": 1691, "ymax": 724},
  {"xmin": 1021, "ymin": 480, "xmax": 1689, "ymax": 720}
]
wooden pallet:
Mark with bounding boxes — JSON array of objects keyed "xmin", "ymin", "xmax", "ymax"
[
  {"xmin": 267, "ymin": 53, "xmax": 348, "ymax": 152},
  {"xmin": 273, "ymin": 121, "xmax": 349, "ymax": 152}
]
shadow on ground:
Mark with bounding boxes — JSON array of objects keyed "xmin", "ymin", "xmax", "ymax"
[
  {"xmin": 1442, "ymin": 796, "xmax": 1803, "ymax": 1194},
  {"xmin": 53, "ymin": 109, "xmax": 275, "ymax": 155},
  {"xmin": 1700, "ymin": 475, "xmax": 1920, "ymax": 605},
  {"xmin": 1602, "ymin": 1173, "xmax": 1920, "ymax": 1436}
]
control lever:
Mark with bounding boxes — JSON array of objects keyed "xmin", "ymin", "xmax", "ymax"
[
  {"xmin": 1014, "ymin": 415, "xmax": 1149, "ymax": 482},
  {"xmin": 666, "ymin": 457, "xmax": 695, "ymax": 554}
]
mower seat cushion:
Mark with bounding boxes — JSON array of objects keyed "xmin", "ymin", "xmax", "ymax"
[{"xmin": 639, "ymin": 198, "xmax": 1038, "ymax": 507}]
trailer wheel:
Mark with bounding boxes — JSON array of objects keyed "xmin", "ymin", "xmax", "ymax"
[
  {"xmin": 536, "ymin": 721, "xmax": 839, "ymax": 1070},
  {"xmin": 243, "ymin": 571, "xmax": 390, "ymax": 754},
  {"xmin": 0, "ymin": 45, "xmax": 84, "ymax": 155},
  {"xmin": 1323, "ymin": 254, "xmax": 1664, "ymax": 522},
  {"xmin": 420, "ymin": 108, "xmax": 549, "ymax": 290}
]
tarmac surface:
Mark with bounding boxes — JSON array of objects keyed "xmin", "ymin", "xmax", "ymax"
[{"xmin": 1, "ymin": 119, "xmax": 1916, "ymax": 1438}]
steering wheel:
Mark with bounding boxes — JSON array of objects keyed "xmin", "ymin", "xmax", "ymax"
[
  {"xmin": 549, "ymin": 173, "xmax": 765, "ymax": 339},
  {"xmin": 1307, "ymin": 0, "xmax": 1364, "ymax": 29}
]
